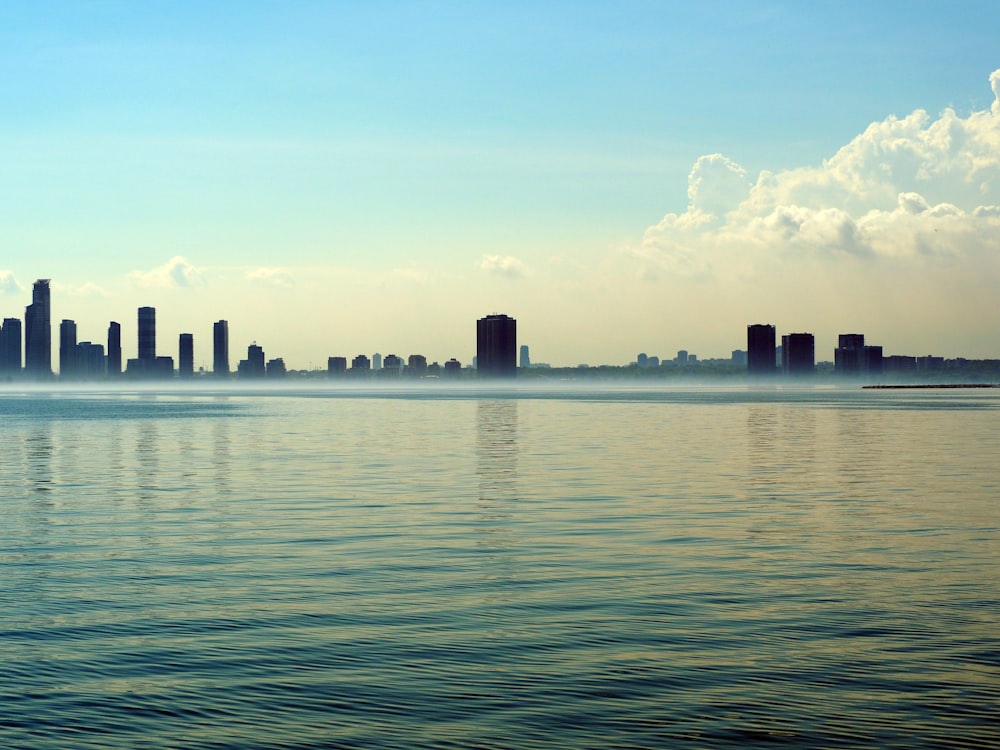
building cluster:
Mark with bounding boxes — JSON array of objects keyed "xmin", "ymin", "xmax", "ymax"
[
  {"xmin": 0, "ymin": 280, "xmax": 521, "ymax": 382},
  {"xmin": 746, "ymin": 324, "xmax": 890, "ymax": 377}
]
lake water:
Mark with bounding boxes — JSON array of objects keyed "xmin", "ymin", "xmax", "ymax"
[{"xmin": 2, "ymin": 384, "xmax": 998, "ymax": 748}]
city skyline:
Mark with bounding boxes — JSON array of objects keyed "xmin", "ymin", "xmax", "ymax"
[{"xmin": 0, "ymin": 5, "xmax": 999, "ymax": 365}]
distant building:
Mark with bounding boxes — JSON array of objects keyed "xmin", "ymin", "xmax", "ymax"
[
  {"xmin": 520, "ymin": 345, "xmax": 530, "ymax": 369},
  {"xmin": 76, "ymin": 342, "xmax": 105, "ymax": 379},
  {"xmin": 382, "ymin": 354, "xmax": 403, "ymax": 376},
  {"xmin": 477, "ymin": 314, "xmax": 517, "ymax": 378},
  {"xmin": 731, "ymin": 349, "xmax": 747, "ymax": 366},
  {"xmin": 407, "ymin": 354, "xmax": 427, "ymax": 377},
  {"xmin": 179, "ymin": 333, "xmax": 194, "ymax": 377},
  {"xmin": 747, "ymin": 324, "xmax": 776, "ymax": 375},
  {"xmin": 444, "ymin": 358, "xmax": 462, "ymax": 377},
  {"xmin": 213, "ymin": 320, "xmax": 229, "ymax": 376},
  {"xmin": 327, "ymin": 356, "xmax": 347, "ymax": 376},
  {"xmin": 636, "ymin": 352, "xmax": 648, "ymax": 368},
  {"xmin": 154, "ymin": 356, "xmax": 174, "ymax": 378},
  {"xmin": 25, "ymin": 279, "xmax": 51, "ymax": 377},
  {"xmin": 676, "ymin": 350, "xmax": 688, "ymax": 366},
  {"xmin": 59, "ymin": 319, "xmax": 78, "ymax": 378},
  {"xmin": 266, "ymin": 358, "xmax": 286, "ymax": 377},
  {"xmin": 647, "ymin": 355, "xmax": 660, "ymax": 368},
  {"xmin": 0, "ymin": 317, "xmax": 22, "ymax": 376},
  {"xmin": 107, "ymin": 322, "xmax": 121, "ymax": 376},
  {"xmin": 246, "ymin": 344, "xmax": 265, "ymax": 377},
  {"xmin": 372, "ymin": 353, "xmax": 382, "ymax": 371},
  {"xmin": 782, "ymin": 333, "xmax": 815, "ymax": 376},
  {"xmin": 835, "ymin": 334, "xmax": 865, "ymax": 375},
  {"xmin": 138, "ymin": 307, "xmax": 156, "ymax": 364},
  {"xmin": 350, "ymin": 354, "xmax": 371, "ymax": 375}
]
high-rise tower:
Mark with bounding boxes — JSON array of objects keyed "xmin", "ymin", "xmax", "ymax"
[
  {"xmin": 0, "ymin": 318, "xmax": 22, "ymax": 376},
  {"xmin": 107, "ymin": 322, "xmax": 122, "ymax": 376},
  {"xmin": 138, "ymin": 307, "xmax": 156, "ymax": 363},
  {"xmin": 213, "ymin": 320, "xmax": 229, "ymax": 376},
  {"xmin": 179, "ymin": 333, "xmax": 194, "ymax": 377},
  {"xmin": 747, "ymin": 324, "xmax": 776, "ymax": 376},
  {"xmin": 59, "ymin": 319, "xmax": 78, "ymax": 378},
  {"xmin": 24, "ymin": 279, "xmax": 51, "ymax": 376},
  {"xmin": 477, "ymin": 314, "xmax": 517, "ymax": 378}
]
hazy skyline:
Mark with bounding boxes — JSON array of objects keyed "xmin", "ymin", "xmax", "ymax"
[{"xmin": 1, "ymin": 2, "xmax": 999, "ymax": 368}]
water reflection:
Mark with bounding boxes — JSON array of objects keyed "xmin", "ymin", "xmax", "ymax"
[{"xmin": 474, "ymin": 400, "xmax": 520, "ymax": 592}]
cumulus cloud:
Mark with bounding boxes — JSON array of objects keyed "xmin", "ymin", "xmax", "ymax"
[
  {"xmin": 635, "ymin": 69, "xmax": 1000, "ymax": 280},
  {"xmin": 0, "ymin": 270, "xmax": 24, "ymax": 294},
  {"xmin": 129, "ymin": 256, "xmax": 203, "ymax": 288},
  {"xmin": 480, "ymin": 254, "xmax": 528, "ymax": 278},
  {"xmin": 244, "ymin": 267, "xmax": 294, "ymax": 287}
]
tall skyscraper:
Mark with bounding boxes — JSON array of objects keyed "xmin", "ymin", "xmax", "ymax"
[
  {"xmin": 179, "ymin": 333, "xmax": 194, "ymax": 377},
  {"xmin": 835, "ymin": 334, "xmax": 865, "ymax": 375},
  {"xmin": 782, "ymin": 333, "xmax": 815, "ymax": 375},
  {"xmin": 213, "ymin": 320, "xmax": 229, "ymax": 376},
  {"xmin": 520, "ymin": 344, "xmax": 530, "ymax": 369},
  {"xmin": 24, "ymin": 279, "xmax": 51, "ymax": 376},
  {"xmin": 59, "ymin": 319, "xmax": 78, "ymax": 378},
  {"xmin": 107, "ymin": 322, "xmax": 122, "ymax": 376},
  {"xmin": 747, "ymin": 324, "xmax": 776, "ymax": 375},
  {"xmin": 477, "ymin": 314, "xmax": 517, "ymax": 378},
  {"xmin": 0, "ymin": 317, "xmax": 22, "ymax": 376},
  {"xmin": 138, "ymin": 307, "xmax": 156, "ymax": 363}
]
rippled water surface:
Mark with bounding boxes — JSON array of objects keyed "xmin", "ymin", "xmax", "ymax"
[{"xmin": 2, "ymin": 385, "xmax": 999, "ymax": 748}]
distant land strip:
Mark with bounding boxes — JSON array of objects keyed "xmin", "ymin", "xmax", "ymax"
[{"xmin": 862, "ymin": 384, "xmax": 998, "ymax": 389}]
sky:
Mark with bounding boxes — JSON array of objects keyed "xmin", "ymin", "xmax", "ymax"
[{"xmin": 1, "ymin": 1, "xmax": 999, "ymax": 369}]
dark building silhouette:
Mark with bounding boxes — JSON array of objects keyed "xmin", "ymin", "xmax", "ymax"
[
  {"xmin": 59, "ymin": 319, "xmax": 78, "ymax": 378},
  {"xmin": 835, "ymin": 334, "xmax": 883, "ymax": 378},
  {"xmin": 0, "ymin": 317, "xmax": 22, "ymax": 376},
  {"xmin": 865, "ymin": 345, "xmax": 883, "ymax": 377},
  {"xmin": 407, "ymin": 354, "xmax": 427, "ymax": 377},
  {"xmin": 326, "ymin": 357, "xmax": 347, "ymax": 378},
  {"xmin": 76, "ymin": 342, "xmax": 105, "ymax": 379},
  {"xmin": 444, "ymin": 358, "xmax": 462, "ymax": 377},
  {"xmin": 25, "ymin": 279, "xmax": 51, "ymax": 376},
  {"xmin": 782, "ymin": 333, "xmax": 815, "ymax": 375},
  {"xmin": 266, "ymin": 358, "xmax": 286, "ymax": 377},
  {"xmin": 350, "ymin": 354, "xmax": 370, "ymax": 375},
  {"xmin": 138, "ymin": 307, "xmax": 156, "ymax": 363},
  {"xmin": 477, "ymin": 314, "xmax": 517, "ymax": 378},
  {"xmin": 238, "ymin": 343, "xmax": 265, "ymax": 378},
  {"xmin": 154, "ymin": 356, "xmax": 174, "ymax": 377},
  {"xmin": 327, "ymin": 356, "xmax": 347, "ymax": 376},
  {"xmin": 382, "ymin": 353, "xmax": 403, "ymax": 376},
  {"xmin": 107, "ymin": 321, "xmax": 121, "ymax": 376},
  {"xmin": 179, "ymin": 333, "xmax": 194, "ymax": 377},
  {"xmin": 747, "ymin": 324, "xmax": 776, "ymax": 375},
  {"xmin": 213, "ymin": 320, "xmax": 229, "ymax": 376}
]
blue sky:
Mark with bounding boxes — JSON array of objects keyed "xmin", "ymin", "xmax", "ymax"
[{"xmin": 2, "ymin": 1, "xmax": 999, "ymax": 368}]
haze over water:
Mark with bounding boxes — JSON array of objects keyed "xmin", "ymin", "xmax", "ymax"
[{"xmin": 2, "ymin": 385, "xmax": 998, "ymax": 748}]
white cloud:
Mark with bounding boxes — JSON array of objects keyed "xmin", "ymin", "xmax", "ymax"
[
  {"xmin": 480, "ymin": 254, "xmax": 528, "ymax": 278},
  {"xmin": 0, "ymin": 270, "xmax": 25, "ymax": 294},
  {"xmin": 244, "ymin": 267, "xmax": 294, "ymax": 287},
  {"xmin": 636, "ymin": 69, "xmax": 1000, "ymax": 278},
  {"xmin": 52, "ymin": 281, "xmax": 109, "ymax": 297},
  {"xmin": 129, "ymin": 256, "xmax": 203, "ymax": 288}
]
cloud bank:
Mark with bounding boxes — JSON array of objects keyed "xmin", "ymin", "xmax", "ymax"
[
  {"xmin": 480, "ymin": 254, "xmax": 528, "ymax": 278},
  {"xmin": 129, "ymin": 256, "xmax": 204, "ymax": 288},
  {"xmin": 0, "ymin": 270, "xmax": 24, "ymax": 294},
  {"xmin": 636, "ymin": 70, "xmax": 1000, "ymax": 279}
]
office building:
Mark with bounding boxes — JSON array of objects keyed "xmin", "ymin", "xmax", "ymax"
[
  {"xmin": 0, "ymin": 317, "xmax": 22, "ymax": 376},
  {"xmin": 520, "ymin": 345, "xmax": 530, "ymax": 369},
  {"xmin": 238, "ymin": 343, "xmax": 265, "ymax": 378},
  {"xmin": 107, "ymin": 322, "xmax": 121, "ymax": 376},
  {"xmin": 327, "ymin": 356, "xmax": 347, "ymax": 376},
  {"xmin": 179, "ymin": 333, "xmax": 194, "ymax": 377},
  {"xmin": 747, "ymin": 324, "xmax": 776, "ymax": 375},
  {"xmin": 350, "ymin": 354, "xmax": 371, "ymax": 374},
  {"xmin": 138, "ymin": 307, "xmax": 156, "ymax": 363},
  {"xmin": 407, "ymin": 354, "xmax": 427, "ymax": 377},
  {"xmin": 59, "ymin": 319, "xmax": 78, "ymax": 378},
  {"xmin": 372, "ymin": 353, "xmax": 382, "ymax": 371},
  {"xmin": 444, "ymin": 358, "xmax": 462, "ymax": 377},
  {"xmin": 76, "ymin": 342, "xmax": 105, "ymax": 379},
  {"xmin": 266, "ymin": 358, "xmax": 286, "ymax": 377},
  {"xmin": 782, "ymin": 333, "xmax": 815, "ymax": 376},
  {"xmin": 25, "ymin": 279, "xmax": 51, "ymax": 376},
  {"xmin": 213, "ymin": 320, "xmax": 229, "ymax": 376},
  {"xmin": 477, "ymin": 313, "xmax": 517, "ymax": 378},
  {"xmin": 835, "ymin": 334, "xmax": 865, "ymax": 374}
]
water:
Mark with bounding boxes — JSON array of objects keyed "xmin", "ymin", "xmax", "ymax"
[{"xmin": 2, "ymin": 385, "xmax": 998, "ymax": 748}]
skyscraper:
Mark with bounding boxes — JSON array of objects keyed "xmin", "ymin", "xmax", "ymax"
[
  {"xmin": 747, "ymin": 324, "xmax": 776, "ymax": 375},
  {"xmin": 213, "ymin": 320, "xmax": 229, "ymax": 376},
  {"xmin": 520, "ymin": 344, "xmax": 530, "ymax": 369},
  {"xmin": 0, "ymin": 317, "xmax": 22, "ymax": 376},
  {"xmin": 835, "ymin": 334, "xmax": 865, "ymax": 375},
  {"xmin": 179, "ymin": 333, "xmax": 194, "ymax": 377},
  {"xmin": 782, "ymin": 333, "xmax": 815, "ymax": 376},
  {"xmin": 59, "ymin": 319, "xmax": 78, "ymax": 378},
  {"xmin": 24, "ymin": 279, "xmax": 51, "ymax": 377},
  {"xmin": 107, "ymin": 322, "xmax": 122, "ymax": 376},
  {"xmin": 138, "ymin": 307, "xmax": 156, "ymax": 363},
  {"xmin": 477, "ymin": 314, "xmax": 517, "ymax": 378}
]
